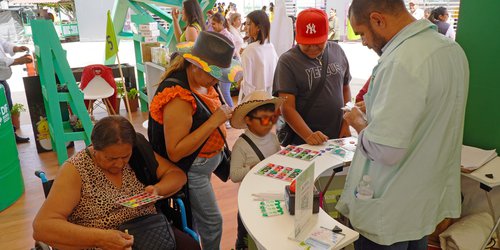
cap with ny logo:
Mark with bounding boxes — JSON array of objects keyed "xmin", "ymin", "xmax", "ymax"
[{"xmin": 296, "ymin": 8, "xmax": 329, "ymax": 45}]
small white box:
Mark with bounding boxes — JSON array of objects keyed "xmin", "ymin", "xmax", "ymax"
[
  {"xmin": 144, "ymin": 36, "xmax": 158, "ymax": 43},
  {"xmin": 138, "ymin": 22, "xmax": 158, "ymax": 31},
  {"xmin": 140, "ymin": 29, "xmax": 160, "ymax": 37}
]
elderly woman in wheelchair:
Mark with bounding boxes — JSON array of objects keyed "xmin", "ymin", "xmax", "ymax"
[{"xmin": 33, "ymin": 116, "xmax": 200, "ymax": 250}]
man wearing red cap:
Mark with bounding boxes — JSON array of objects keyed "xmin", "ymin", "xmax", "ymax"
[{"xmin": 273, "ymin": 8, "xmax": 351, "ymax": 146}]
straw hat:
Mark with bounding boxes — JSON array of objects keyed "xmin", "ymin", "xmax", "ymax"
[
  {"xmin": 176, "ymin": 31, "xmax": 243, "ymax": 83},
  {"xmin": 230, "ymin": 91, "xmax": 285, "ymax": 129}
]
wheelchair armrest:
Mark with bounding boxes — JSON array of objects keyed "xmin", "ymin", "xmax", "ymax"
[{"xmin": 35, "ymin": 170, "xmax": 49, "ymax": 183}]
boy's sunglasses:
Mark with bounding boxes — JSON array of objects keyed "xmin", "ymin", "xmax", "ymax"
[{"xmin": 248, "ymin": 114, "xmax": 278, "ymax": 126}]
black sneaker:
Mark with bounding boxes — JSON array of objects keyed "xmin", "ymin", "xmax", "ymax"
[{"xmin": 15, "ymin": 134, "xmax": 30, "ymax": 144}]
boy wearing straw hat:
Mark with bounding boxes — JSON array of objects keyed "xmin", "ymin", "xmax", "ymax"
[{"xmin": 229, "ymin": 90, "xmax": 284, "ymax": 249}]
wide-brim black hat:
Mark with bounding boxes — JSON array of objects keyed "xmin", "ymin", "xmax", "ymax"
[{"xmin": 177, "ymin": 31, "xmax": 243, "ymax": 83}]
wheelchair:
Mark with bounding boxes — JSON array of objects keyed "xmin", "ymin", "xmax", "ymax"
[{"xmin": 32, "ymin": 170, "xmax": 199, "ymax": 250}]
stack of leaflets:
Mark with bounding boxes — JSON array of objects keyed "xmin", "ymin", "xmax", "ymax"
[
  {"xmin": 297, "ymin": 226, "xmax": 345, "ymax": 250},
  {"xmin": 461, "ymin": 145, "xmax": 497, "ymax": 171},
  {"xmin": 325, "ymin": 137, "xmax": 358, "ymax": 163}
]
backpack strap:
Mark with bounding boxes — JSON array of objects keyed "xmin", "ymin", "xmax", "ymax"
[{"xmin": 240, "ymin": 134, "xmax": 265, "ymax": 161}]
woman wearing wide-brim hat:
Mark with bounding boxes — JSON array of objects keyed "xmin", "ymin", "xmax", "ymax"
[{"xmin": 148, "ymin": 31, "xmax": 242, "ymax": 250}]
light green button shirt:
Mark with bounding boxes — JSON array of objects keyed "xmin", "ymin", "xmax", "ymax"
[{"xmin": 336, "ymin": 19, "xmax": 469, "ymax": 245}]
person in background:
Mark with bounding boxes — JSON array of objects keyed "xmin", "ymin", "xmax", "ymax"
[
  {"xmin": 329, "ymin": 8, "xmax": 340, "ymax": 42},
  {"xmin": 409, "ymin": 1, "xmax": 424, "ymax": 20},
  {"xmin": 429, "ymin": 7, "xmax": 456, "ymax": 40},
  {"xmin": 211, "ymin": 12, "xmax": 237, "ymax": 128},
  {"xmin": 217, "ymin": 2, "xmax": 223, "ymax": 13},
  {"xmin": 205, "ymin": 9, "xmax": 214, "ymax": 31},
  {"xmin": 226, "ymin": 2, "xmax": 237, "ymax": 20},
  {"xmin": 229, "ymin": 13, "xmax": 244, "ymax": 56},
  {"xmin": 148, "ymin": 31, "xmax": 242, "ymax": 250},
  {"xmin": 229, "ymin": 91, "xmax": 283, "ymax": 250},
  {"xmin": 273, "ymin": 8, "xmax": 352, "ymax": 146},
  {"xmin": 424, "ymin": 8, "xmax": 433, "ymax": 20},
  {"xmin": 211, "ymin": 13, "xmax": 238, "ymax": 59},
  {"xmin": 269, "ymin": 2, "xmax": 275, "ymax": 22},
  {"xmin": 0, "ymin": 38, "xmax": 32, "ymax": 143},
  {"xmin": 355, "ymin": 79, "xmax": 370, "ymax": 103},
  {"xmin": 33, "ymin": 116, "xmax": 200, "ymax": 250},
  {"xmin": 337, "ymin": 0, "xmax": 469, "ymax": 248},
  {"xmin": 239, "ymin": 10, "xmax": 278, "ymax": 103},
  {"xmin": 172, "ymin": 0, "xmax": 205, "ymax": 42}
]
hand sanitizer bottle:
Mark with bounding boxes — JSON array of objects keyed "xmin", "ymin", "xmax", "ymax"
[{"xmin": 356, "ymin": 175, "xmax": 374, "ymax": 200}]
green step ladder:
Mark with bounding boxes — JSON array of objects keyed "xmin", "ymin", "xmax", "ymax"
[{"xmin": 31, "ymin": 20, "xmax": 93, "ymax": 165}]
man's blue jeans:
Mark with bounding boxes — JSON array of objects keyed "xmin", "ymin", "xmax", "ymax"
[
  {"xmin": 355, "ymin": 235, "xmax": 428, "ymax": 250},
  {"xmin": 188, "ymin": 152, "xmax": 223, "ymax": 250}
]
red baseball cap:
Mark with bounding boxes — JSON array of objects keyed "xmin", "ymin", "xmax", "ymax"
[{"xmin": 296, "ymin": 8, "xmax": 329, "ymax": 45}]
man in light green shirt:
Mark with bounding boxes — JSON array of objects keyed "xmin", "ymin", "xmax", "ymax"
[{"xmin": 336, "ymin": 0, "xmax": 469, "ymax": 248}]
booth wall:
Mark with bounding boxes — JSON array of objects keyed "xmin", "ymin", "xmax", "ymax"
[
  {"xmin": 456, "ymin": 0, "xmax": 500, "ymax": 151},
  {"xmin": 75, "ymin": 0, "xmax": 115, "ymax": 42}
]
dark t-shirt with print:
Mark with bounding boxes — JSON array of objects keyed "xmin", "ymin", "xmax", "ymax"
[{"xmin": 273, "ymin": 41, "xmax": 351, "ymax": 144}]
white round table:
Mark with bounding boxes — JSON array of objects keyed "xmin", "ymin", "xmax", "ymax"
[{"xmin": 238, "ymin": 142, "xmax": 359, "ymax": 249}]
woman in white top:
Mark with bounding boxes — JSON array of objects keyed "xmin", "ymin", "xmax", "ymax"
[
  {"xmin": 238, "ymin": 10, "xmax": 278, "ymax": 104},
  {"xmin": 228, "ymin": 13, "xmax": 244, "ymax": 58}
]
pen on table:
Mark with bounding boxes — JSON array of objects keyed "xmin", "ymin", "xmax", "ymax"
[{"xmin": 321, "ymin": 226, "xmax": 346, "ymax": 236}]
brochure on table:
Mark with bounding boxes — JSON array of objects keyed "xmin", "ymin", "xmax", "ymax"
[
  {"xmin": 461, "ymin": 145, "xmax": 497, "ymax": 171},
  {"xmin": 466, "ymin": 157, "xmax": 500, "ymax": 188},
  {"xmin": 289, "ymin": 163, "xmax": 316, "ymax": 241}
]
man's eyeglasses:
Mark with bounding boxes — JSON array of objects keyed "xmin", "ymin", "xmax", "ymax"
[{"xmin": 248, "ymin": 114, "xmax": 278, "ymax": 126}]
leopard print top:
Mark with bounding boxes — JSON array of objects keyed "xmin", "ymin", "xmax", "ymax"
[{"xmin": 67, "ymin": 149, "xmax": 156, "ymax": 230}]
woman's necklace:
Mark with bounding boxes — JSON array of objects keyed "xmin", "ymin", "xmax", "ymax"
[{"xmin": 316, "ymin": 53, "xmax": 324, "ymax": 66}]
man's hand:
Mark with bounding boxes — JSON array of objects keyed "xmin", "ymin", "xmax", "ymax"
[
  {"xmin": 13, "ymin": 46, "xmax": 29, "ymax": 53},
  {"xmin": 305, "ymin": 131, "xmax": 328, "ymax": 145},
  {"xmin": 343, "ymin": 106, "xmax": 367, "ymax": 133},
  {"xmin": 97, "ymin": 229, "xmax": 134, "ymax": 250},
  {"xmin": 12, "ymin": 55, "xmax": 33, "ymax": 65},
  {"xmin": 355, "ymin": 101, "xmax": 366, "ymax": 113}
]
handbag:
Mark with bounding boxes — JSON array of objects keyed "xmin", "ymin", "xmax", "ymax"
[
  {"xmin": 214, "ymin": 140, "xmax": 231, "ymax": 182},
  {"xmin": 191, "ymin": 88, "xmax": 231, "ymax": 182},
  {"xmin": 277, "ymin": 46, "xmax": 330, "ymax": 146},
  {"xmin": 118, "ymin": 213, "xmax": 176, "ymax": 250}
]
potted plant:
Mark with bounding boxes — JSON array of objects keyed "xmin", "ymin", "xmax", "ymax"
[
  {"xmin": 125, "ymin": 88, "xmax": 139, "ymax": 113},
  {"xmin": 230, "ymin": 81, "xmax": 240, "ymax": 96},
  {"xmin": 69, "ymin": 115, "xmax": 85, "ymax": 132},
  {"xmin": 115, "ymin": 81, "xmax": 125, "ymax": 114},
  {"xmin": 10, "ymin": 103, "xmax": 26, "ymax": 128},
  {"xmin": 72, "ymin": 119, "xmax": 84, "ymax": 132}
]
